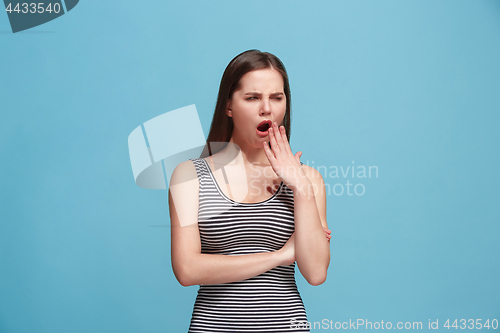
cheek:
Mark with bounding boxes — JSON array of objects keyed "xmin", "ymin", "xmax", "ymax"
[
  {"xmin": 276, "ymin": 99, "xmax": 286, "ymax": 112},
  {"xmin": 231, "ymin": 104, "xmax": 254, "ymax": 126}
]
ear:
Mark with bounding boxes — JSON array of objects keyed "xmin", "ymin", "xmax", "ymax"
[{"xmin": 226, "ymin": 100, "xmax": 232, "ymax": 117}]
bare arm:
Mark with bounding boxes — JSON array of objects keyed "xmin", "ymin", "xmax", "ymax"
[
  {"xmin": 260, "ymin": 122, "xmax": 330, "ymax": 286},
  {"xmin": 290, "ymin": 164, "xmax": 330, "ymax": 286},
  {"xmin": 169, "ymin": 160, "xmax": 294, "ymax": 287}
]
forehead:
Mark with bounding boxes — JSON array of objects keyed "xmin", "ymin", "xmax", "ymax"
[{"xmin": 237, "ymin": 68, "xmax": 284, "ymax": 92}]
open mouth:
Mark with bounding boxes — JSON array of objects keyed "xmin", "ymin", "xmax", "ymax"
[{"xmin": 257, "ymin": 120, "xmax": 272, "ymax": 132}]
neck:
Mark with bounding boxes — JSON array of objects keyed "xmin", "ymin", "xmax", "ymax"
[{"xmin": 220, "ymin": 133, "xmax": 270, "ymax": 166}]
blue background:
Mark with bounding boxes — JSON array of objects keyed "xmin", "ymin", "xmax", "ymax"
[{"xmin": 1, "ymin": 1, "xmax": 499, "ymax": 332}]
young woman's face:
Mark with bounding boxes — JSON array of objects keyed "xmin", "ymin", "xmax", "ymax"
[{"xmin": 227, "ymin": 68, "xmax": 286, "ymax": 148}]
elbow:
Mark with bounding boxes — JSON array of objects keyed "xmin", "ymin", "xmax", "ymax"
[
  {"xmin": 176, "ymin": 273, "xmax": 193, "ymax": 287},
  {"xmin": 306, "ymin": 270, "xmax": 327, "ymax": 286},
  {"xmin": 178, "ymin": 278, "xmax": 194, "ymax": 287},
  {"xmin": 172, "ymin": 263, "xmax": 196, "ymax": 287}
]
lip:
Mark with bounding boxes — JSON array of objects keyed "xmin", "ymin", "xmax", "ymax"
[
  {"xmin": 256, "ymin": 119, "xmax": 273, "ymax": 137},
  {"xmin": 256, "ymin": 127, "xmax": 270, "ymax": 137}
]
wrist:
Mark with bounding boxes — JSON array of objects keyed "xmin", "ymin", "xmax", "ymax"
[{"xmin": 273, "ymin": 248, "xmax": 285, "ymax": 266}]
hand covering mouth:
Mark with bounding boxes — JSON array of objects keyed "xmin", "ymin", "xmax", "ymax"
[{"xmin": 257, "ymin": 120, "xmax": 272, "ymax": 132}]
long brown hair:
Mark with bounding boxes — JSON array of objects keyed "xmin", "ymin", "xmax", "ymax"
[{"xmin": 200, "ymin": 49, "xmax": 292, "ymax": 158}]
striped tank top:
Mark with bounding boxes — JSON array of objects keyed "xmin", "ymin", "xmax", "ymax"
[{"xmin": 187, "ymin": 157, "xmax": 310, "ymax": 333}]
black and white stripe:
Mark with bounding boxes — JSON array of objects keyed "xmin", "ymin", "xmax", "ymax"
[{"xmin": 187, "ymin": 158, "xmax": 309, "ymax": 333}]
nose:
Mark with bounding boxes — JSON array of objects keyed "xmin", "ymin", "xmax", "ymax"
[{"xmin": 260, "ymin": 98, "xmax": 271, "ymax": 115}]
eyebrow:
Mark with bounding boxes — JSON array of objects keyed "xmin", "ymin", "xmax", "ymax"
[{"xmin": 244, "ymin": 92, "xmax": 284, "ymax": 96}]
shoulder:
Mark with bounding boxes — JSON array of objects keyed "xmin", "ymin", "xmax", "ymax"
[
  {"xmin": 168, "ymin": 159, "xmax": 200, "ymax": 223},
  {"xmin": 169, "ymin": 159, "xmax": 199, "ymax": 188}
]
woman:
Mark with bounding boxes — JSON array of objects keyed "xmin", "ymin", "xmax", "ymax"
[{"xmin": 169, "ymin": 50, "xmax": 331, "ymax": 332}]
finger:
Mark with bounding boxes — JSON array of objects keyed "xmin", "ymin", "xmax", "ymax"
[
  {"xmin": 268, "ymin": 124, "xmax": 281, "ymax": 155},
  {"xmin": 280, "ymin": 125, "xmax": 294, "ymax": 156},
  {"xmin": 272, "ymin": 122, "xmax": 283, "ymax": 157},
  {"xmin": 295, "ymin": 151, "xmax": 302, "ymax": 164},
  {"xmin": 263, "ymin": 140, "xmax": 277, "ymax": 165},
  {"xmin": 273, "ymin": 122, "xmax": 285, "ymax": 153}
]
